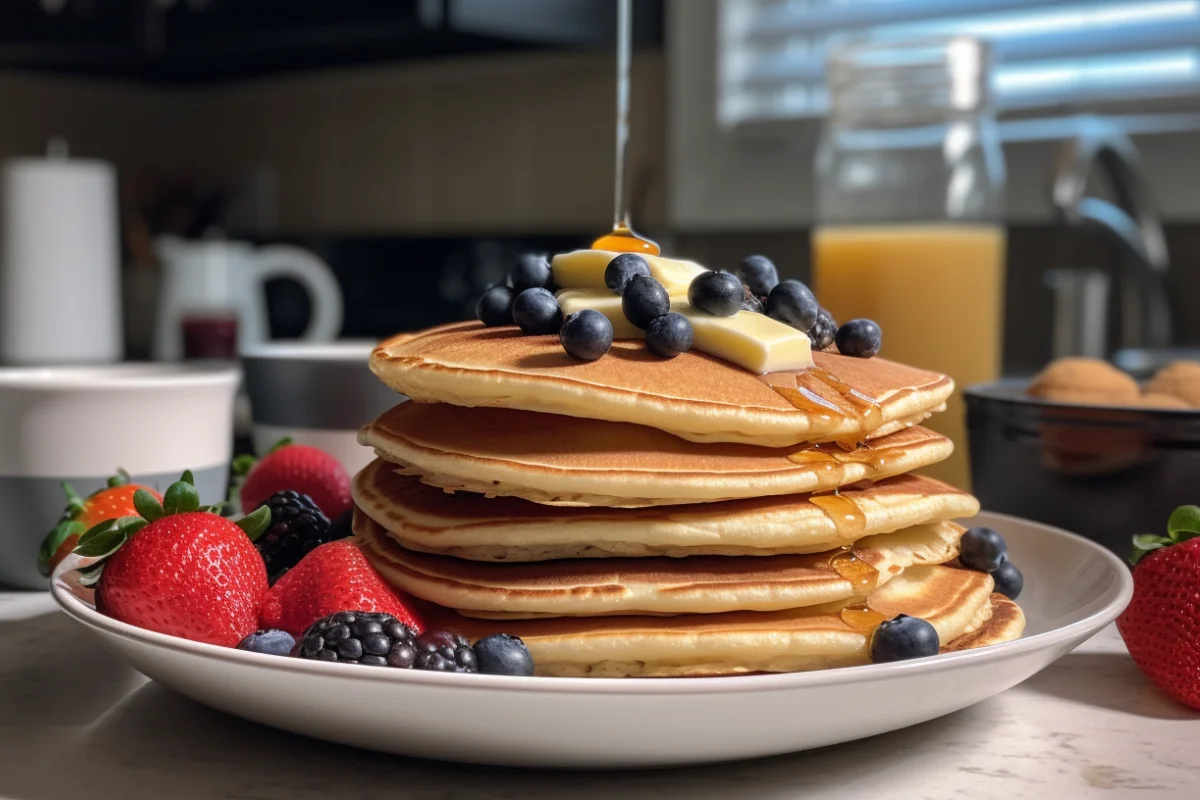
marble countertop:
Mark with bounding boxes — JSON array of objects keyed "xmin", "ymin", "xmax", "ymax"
[{"xmin": 1, "ymin": 591, "xmax": 1197, "ymax": 800}]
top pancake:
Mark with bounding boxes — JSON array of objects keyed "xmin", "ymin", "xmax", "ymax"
[{"xmin": 370, "ymin": 322, "xmax": 954, "ymax": 447}]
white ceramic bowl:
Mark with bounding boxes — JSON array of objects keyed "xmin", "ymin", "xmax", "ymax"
[
  {"xmin": 0, "ymin": 363, "xmax": 239, "ymax": 589},
  {"xmin": 240, "ymin": 341, "xmax": 403, "ymax": 474},
  {"xmin": 52, "ymin": 512, "xmax": 1132, "ymax": 768}
]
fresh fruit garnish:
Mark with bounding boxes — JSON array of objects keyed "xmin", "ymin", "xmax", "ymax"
[
  {"xmin": 414, "ymin": 630, "xmax": 477, "ymax": 673},
  {"xmin": 765, "ymin": 280, "xmax": 818, "ymax": 331},
  {"xmin": 477, "ymin": 285, "xmax": 516, "ymax": 327},
  {"xmin": 236, "ymin": 439, "xmax": 352, "ymax": 521},
  {"xmin": 990, "ymin": 561, "xmax": 1024, "ymax": 600},
  {"xmin": 512, "ymin": 287, "xmax": 563, "ymax": 335},
  {"xmin": 256, "ymin": 490, "xmax": 348, "ymax": 585},
  {"xmin": 621, "ymin": 274, "xmax": 669, "ymax": 330},
  {"xmin": 38, "ymin": 471, "xmax": 162, "ymax": 577},
  {"xmin": 237, "ymin": 629, "xmax": 296, "ymax": 656},
  {"xmin": 73, "ymin": 471, "xmax": 271, "ymax": 647},
  {"xmin": 806, "ymin": 308, "xmax": 837, "ymax": 350},
  {"xmin": 259, "ymin": 539, "xmax": 425, "ymax": 638},
  {"xmin": 604, "ymin": 253, "xmax": 651, "ymax": 296},
  {"xmin": 1117, "ymin": 506, "xmax": 1200, "ymax": 709},
  {"xmin": 559, "ymin": 309, "xmax": 613, "ymax": 362},
  {"xmin": 835, "ymin": 318, "xmax": 883, "ymax": 359},
  {"xmin": 870, "ymin": 614, "xmax": 940, "ymax": 663},
  {"xmin": 688, "ymin": 271, "xmax": 743, "ymax": 318},
  {"xmin": 511, "ymin": 253, "xmax": 553, "ymax": 292},
  {"xmin": 959, "ymin": 527, "xmax": 1008, "ymax": 573},
  {"xmin": 293, "ymin": 610, "xmax": 419, "ymax": 666},
  {"xmin": 645, "ymin": 312, "xmax": 693, "ymax": 359},
  {"xmin": 737, "ymin": 255, "xmax": 780, "ymax": 297},
  {"xmin": 474, "ymin": 633, "xmax": 535, "ymax": 677}
]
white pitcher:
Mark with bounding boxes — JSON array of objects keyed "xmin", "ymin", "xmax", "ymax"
[{"xmin": 152, "ymin": 235, "xmax": 343, "ymax": 361}]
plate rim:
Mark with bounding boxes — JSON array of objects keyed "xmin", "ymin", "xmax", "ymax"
[{"xmin": 52, "ymin": 510, "xmax": 1133, "ymax": 697}]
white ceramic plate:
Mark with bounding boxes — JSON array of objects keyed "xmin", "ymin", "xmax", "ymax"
[{"xmin": 52, "ymin": 512, "xmax": 1132, "ymax": 769}]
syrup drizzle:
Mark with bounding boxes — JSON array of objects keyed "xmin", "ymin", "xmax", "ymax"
[
  {"xmin": 827, "ymin": 549, "xmax": 880, "ymax": 596},
  {"xmin": 766, "ymin": 366, "xmax": 885, "ymax": 448},
  {"xmin": 809, "ymin": 492, "xmax": 867, "ymax": 539},
  {"xmin": 840, "ymin": 603, "xmax": 889, "ymax": 633},
  {"xmin": 592, "ymin": 225, "xmax": 660, "ymax": 255}
]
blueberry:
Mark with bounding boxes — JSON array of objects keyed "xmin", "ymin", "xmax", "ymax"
[
  {"xmin": 476, "ymin": 285, "xmax": 516, "ymax": 327},
  {"xmin": 237, "ymin": 629, "xmax": 295, "ymax": 657},
  {"xmin": 560, "ymin": 309, "xmax": 613, "ymax": 361},
  {"xmin": 645, "ymin": 312, "xmax": 694, "ymax": 358},
  {"xmin": 959, "ymin": 527, "xmax": 1007, "ymax": 573},
  {"xmin": 688, "ymin": 271, "xmax": 743, "ymax": 317},
  {"xmin": 765, "ymin": 280, "xmax": 819, "ymax": 331},
  {"xmin": 604, "ymin": 253, "xmax": 651, "ymax": 296},
  {"xmin": 474, "ymin": 633, "xmax": 535, "ymax": 677},
  {"xmin": 991, "ymin": 560, "xmax": 1024, "ymax": 600},
  {"xmin": 835, "ymin": 318, "xmax": 882, "ymax": 359},
  {"xmin": 511, "ymin": 253, "xmax": 553, "ymax": 292},
  {"xmin": 512, "ymin": 288, "xmax": 563, "ymax": 335},
  {"xmin": 870, "ymin": 615, "xmax": 940, "ymax": 663},
  {"xmin": 737, "ymin": 255, "xmax": 780, "ymax": 297},
  {"xmin": 807, "ymin": 308, "xmax": 837, "ymax": 350},
  {"xmin": 622, "ymin": 275, "xmax": 670, "ymax": 330}
]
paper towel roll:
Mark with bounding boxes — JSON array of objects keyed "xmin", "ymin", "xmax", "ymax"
[{"xmin": 0, "ymin": 152, "xmax": 122, "ymax": 364}]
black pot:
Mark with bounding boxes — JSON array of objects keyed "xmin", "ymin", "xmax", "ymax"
[{"xmin": 966, "ymin": 379, "xmax": 1200, "ymax": 558}]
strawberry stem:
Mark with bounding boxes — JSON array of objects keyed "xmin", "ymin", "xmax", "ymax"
[{"xmin": 237, "ymin": 504, "xmax": 272, "ymax": 542}]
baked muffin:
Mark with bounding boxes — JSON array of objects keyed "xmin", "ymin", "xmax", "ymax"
[
  {"xmin": 1027, "ymin": 357, "xmax": 1140, "ymax": 406},
  {"xmin": 1145, "ymin": 361, "xmax": 1200, "ymax": 407}
]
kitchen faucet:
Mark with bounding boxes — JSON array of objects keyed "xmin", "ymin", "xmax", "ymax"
[{"xmin": 1049, "ymin": 116, "xmax": 1172, "ymax": 354}]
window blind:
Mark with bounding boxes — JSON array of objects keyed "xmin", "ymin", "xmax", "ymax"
[{"xmin": 719, "ymin": 0, "xmax": 1200, "ymax": 126}]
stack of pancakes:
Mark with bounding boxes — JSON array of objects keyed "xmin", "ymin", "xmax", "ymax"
[{"xmin": 353, "ymin": 321, "xmax": 1025, "ymax": 677}]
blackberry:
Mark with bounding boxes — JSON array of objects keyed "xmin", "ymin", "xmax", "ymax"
[
  {"xmin": 255, "ymin": 490, "xmax": 334, "ymax": 584},
  {"xmin": 292, "ymin": 611, "xmax": 419, "ymax": 667},
  {"xmin": 414, "ymin": 629, "xmax": 478, "ymax": 673}
]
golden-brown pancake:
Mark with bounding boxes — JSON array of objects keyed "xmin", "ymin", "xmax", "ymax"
[
  {"xmin": 359, "ymin": 403, "xmax": 953, "ymax": 507},
  {"xmin": 355, "ymin": 508, "xmax": 964, "ymax": 617},
  {"xmin": 352, "ymin": 458, "xmax": 979, "ymax": 559},
  {"xmin": 422, "ymin": 565, "xmax": 1021, "ymax": 677},
  {"xmin": 370, "ymin": 322, "xmax": 954, "ymax": 447}
]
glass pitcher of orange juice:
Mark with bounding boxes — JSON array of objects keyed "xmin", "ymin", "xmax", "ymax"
[{"xmin": 813, "ymin": 38, "xmax": 1005, "ymax": 490}]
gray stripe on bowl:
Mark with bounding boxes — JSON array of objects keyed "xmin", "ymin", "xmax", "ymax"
[{"xmin": 0, "ymin": 464, "xmax": 228, "ymax": 591}]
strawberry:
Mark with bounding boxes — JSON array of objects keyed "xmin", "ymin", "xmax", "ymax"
[
  {"xmin": 73, "ymin": 472, "xmax": 272, "ymax": 648},
  {"xmin": 260, "ymin": 539, "xmax": 425, "ymax": 638},
  {"xmin": 38, "ymin": 471, "xmax": 163, "ymax": 577},
  {"xmin": 1116, "ymin": 504, "xmax": 1200, "ymax": 710},
  {"xmin": 236, "ymin": 439, "xmax": 351, "ymax": 520}
]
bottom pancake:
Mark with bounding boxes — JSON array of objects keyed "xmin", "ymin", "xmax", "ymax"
[{"xmin": 423, "ymin": 565, "xmax": 1025, "ymax": 677}]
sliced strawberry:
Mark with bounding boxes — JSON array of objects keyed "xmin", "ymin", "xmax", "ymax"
[{"xmin": 260, "ymin": 539, "xmax": 425, "ymax": 637}]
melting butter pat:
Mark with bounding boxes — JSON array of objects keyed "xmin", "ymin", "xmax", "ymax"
[
  {"xmin": 551, "ymin": 250, "xmax": 707, "ymax": 295},
  {"xmin": 555, "ymin": 289, "xmax": 814, "ymax": 373},
  {"xmin": 557, "ymin": 289, "xmax": 641, "ymax": 338},
  {"xmin": 674, "ymin": 301, "xmax": 814, "ymax": 374}
]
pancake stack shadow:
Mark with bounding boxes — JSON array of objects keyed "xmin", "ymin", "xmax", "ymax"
[{"xmin": 350, "ymin": 323, "xmax": 1025, "ymax": 677}]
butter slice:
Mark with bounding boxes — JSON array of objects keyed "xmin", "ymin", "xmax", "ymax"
[
  {"xmin": 555, "ymin": 289, "xmax": 814, "ymax": 373},
  {"xmin": 557, "ymin": 289, "xmax": 641, "ymax": 338},
  {"xmin": 675, "ymin": 301, "xmax": 814, "ymax": 374},
  {"xmin": 552, "ymin": 250, "xmax": 707, "ymax": 295}
]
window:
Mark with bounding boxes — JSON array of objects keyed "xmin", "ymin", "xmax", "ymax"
[{"xmin": 720, "ymin": 0, "xmax": 1200, "ymax": 127}]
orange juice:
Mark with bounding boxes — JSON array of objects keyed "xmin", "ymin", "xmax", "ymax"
[{"xmin": 813, "ymin": 224, "xmax": 1006, "ymax": 489}]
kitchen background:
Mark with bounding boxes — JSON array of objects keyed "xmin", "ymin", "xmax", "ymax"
[{"xmin": 2, "ymin": 0, "xmax": 1199, "ymax": 373}]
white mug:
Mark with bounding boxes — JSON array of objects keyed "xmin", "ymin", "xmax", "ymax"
[
  {"xmin": 153, "ymin": 235, "xmax": 344, "ymax": 362},
  {"xmin": 0, "ymin": 153, "xmax": 122, "ymax": 365}
]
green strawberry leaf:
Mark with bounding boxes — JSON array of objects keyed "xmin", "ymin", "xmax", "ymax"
[
  {"xmin": 1130, "ymin": 533, "xmax": 1173, "ymax": 567},
  {"xmin": 133, "ymin": 489, "xmax": 164, "ymax": 522},
  {"xmin": 37, "ymin": 519, "xmax": 85, "ymax": 577},
  {"xmin": 180, "ymin": 470, "xmax": 195, "ymax": 487},
  {"xmin": 77, "ymin": 562, "xmax": 104, "ymax": 587},
  {"xmin": 162, "ymin": 477, "xmax": 200, "ymax": 516},
  {"xmin": 1167, "ymin": 505, "xmax": 1200, "ymax": 536},
  {"xmin": 108, "ymin": 469, "xmax": 131, "ymax": 489},
  {"xmin": 61, "ymin": 482, "xmax": 85, "ymax": 516},
  {"xmin": 1172, "ymin": 529, "xmax": 1200, "ymax": 544},
  {"xmin": 236, "ymin": 505, "xmax": 272, "ymax": 542},
  {"xmin": 74, "ymin": 521, "xmax": 128, "ymax": 559},
  {"xmin": 201, "ymin": 501, "xmax": 227, "ymax": 516},
  {"xmin": 268, "ymin": 437, "xmax": 294, "ymax": 455},
  {"xmin": 231, "ymin": 454, "xmax": 257, "ymax": 477}
]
